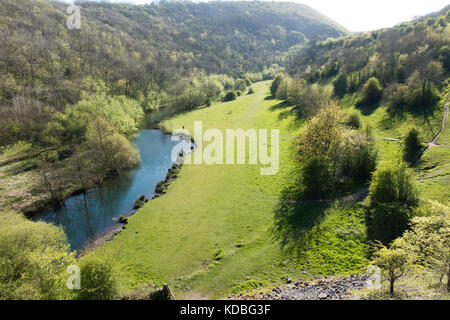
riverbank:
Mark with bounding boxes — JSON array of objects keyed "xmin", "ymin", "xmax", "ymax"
[{"xmin": 87, "ymin": 81, "xmax": 371, "ymax": 299}]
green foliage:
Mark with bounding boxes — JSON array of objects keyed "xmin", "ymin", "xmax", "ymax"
[
  {"xmin": 403, "ymin": 127, "xmax": 423, "ymax": 164},
  {"xmin": 372, "ymin": 239, "xmax": 411, "ymax": 296},
  {"xmin": 223, "ymin": 91, "xmax": 237, "ymax": 102},
  {"xmin": 369, "ymin": 162, "xmax": 419, "ymax": 208},
  {"xmin": 275, "ymin": 77, "xmax": 290, "ymax": 100},
  {"xmin": 401, "ymin": 201, "xmax": 450, "ymax": 290},
  {"xmin": 356, "ymin": 77, "xmax": 383, "ymax": 106},
  {"xmin": 297, "ymin": 104, "xmax": 377, "ymax": 198},
  {"xmin": 368, "ymin": 203, "xmax": 414, "ymax": 245},
  {"xmin": 439, "ymin": 45, "xmax": 450, "ymax": 71},
  {"xmin": 0, "ymin": 211, "xmax": 75, "ymax": 300},
  {"xmin": 231, "ymin": 280, "xmax": 264, "ymax": 294},
  {"xmin": 333, "ymin": 74, "xmax": 348, "ymax": 97},
  {"xmin": 301, "ymin": 156, "xmax": 333, "ymax": 199},
  {"xmin": 270, "ymin": 74, "xmax": 284, "ymax": 96},
  {"xmin": 346, "ymin": 112, "xmax": 362, "ymax": 129},
  {"xmin": 385, "ymin": 83, "xmax": 412, "ymax": 115},
  {"xmin": 76, "ymin": 254, "xmax": 119, "ymax": 300},
  {"xmin": 367, "ymin": 162, "xmax": 419, "ymax": 244}
]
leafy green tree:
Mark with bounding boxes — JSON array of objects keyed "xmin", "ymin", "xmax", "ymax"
[
  {"xmin": 372, "ymin": 239, "xmax": 411, "ymax": 297},
  {"xmin": 385, "ymin": 83, "xmax": 412, "ymax": 115},
  {"xmin": 270, "ymin": 74, "xmax": 284, "ymax": 96},
  {"xmin": 223, "ymin": 91, "xmax": 237, "ymax": 102},
  {"xmin": 367, "ymin": 162, "xmax": 419, "ymax": 244},
  {"xmin": 333, "ymin": 73, "xmax": 348, "ymax": 96},
  {"xmin": 403, "ymin": 127, "xmax": 423, "ymax": 164},
  {"xmin": 401, "ymin": 201, "xmax": 450, "ymax": 291},
  {"xmin": 0, "ymin": 211, "xmax": 75, "ymax": 300},
  {"xmin": 357, "ymin": 77, "xmax": 383, "ymax": 106},
  {"xmin": 346, "ymin": 112, "xmax": 361, "ymax": 129},
  {"xmin": 302, "ymin": 156, "xmax": 333, "ymax": 199},
  {"xmin": 369, "ymin": 162, "xmax": 418, "ymax": 207},
  {"xmin": 76, "ymin": 254, "xmax": 119, "ymax": 300}
]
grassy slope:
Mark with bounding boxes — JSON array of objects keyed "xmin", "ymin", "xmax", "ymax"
[
  {"xmin": 340, "ymin": 91, "xmax": 449, "ymax": 205},
  {"xmin": 94, "ymin": 81, "xmax": 369, "ymax": 299}
]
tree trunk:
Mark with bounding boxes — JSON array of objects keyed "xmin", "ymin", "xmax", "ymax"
[
  {"xmin": 447, "ymin": 269, "xmax": 450, "ymax": 292},
  {"xmin": 390, "ymin": 279, "xmax": 395, "ymax": 297}
]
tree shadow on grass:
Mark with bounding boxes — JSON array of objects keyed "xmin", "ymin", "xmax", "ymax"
[
  {"xmin": 356, "ymin": 101, "xmax": 380, "ymax": 116},
  {"xmin": 268, "ymin": 102, "xmax": 305, "ymax": 131},
  {"xmin": 270, "ymin": 177, "xmax": 331, "ymax": 254}
]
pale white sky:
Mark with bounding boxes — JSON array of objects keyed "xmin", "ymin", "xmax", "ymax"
[{"xmin": 88, "ymin": 0, "xmax": 450, "ymax": 32}]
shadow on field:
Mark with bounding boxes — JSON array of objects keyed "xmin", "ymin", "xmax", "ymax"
[
  {"xmin": 355, "ymin": 101, "xmax": 379, "ymax": 116},
  {"xmin": 270, "ymin": 180, "xmax": 330, "ymax": 253}
]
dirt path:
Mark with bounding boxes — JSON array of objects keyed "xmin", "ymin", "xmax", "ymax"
[{"xmin": 413, "ymin": 102, "xmax": 449, "ymax": 167}]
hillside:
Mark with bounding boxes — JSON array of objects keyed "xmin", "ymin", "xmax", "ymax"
[{"xmin": 0, "ymin": 0, "xmax": 347, "ymax": 107}]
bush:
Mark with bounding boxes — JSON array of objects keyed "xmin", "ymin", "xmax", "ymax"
[
  {"xmin": 385, "ymin": 83, "xmax": 412, "ymax": 115},
  {"xmin": 367, "ymin": 162, "xmax": 419, "ymax": 244},
  {"xmin": 356, "ymin": 77, "xmax": 383, "ymax": 106},
  {"xmin": 76, "ymin": 254, "xmax": 118, "ymax": 300},
  {"xmin": 234, "ymin": 79, "xmax": 247, "ymax": 92},
  {"xmin": 372, "ymin": 240, "xmax": 411, "ymax": 296},
  {"xmin": 275, "ymin": 77, "xmax": 290, "ymax": 100},
  {"xmin": 223, "ymin": 91, "xmax": 237, "ymax": 102},
  {"xmin": 369, "ymin": 162, "xmax": 419, "ymax": 208},
  {"xmin": 302, "ymin": 156, "xmax": 333, "ymax": 199},
  {"xmin": 0, "ymin": 211, "xmax": 75, "ymax": 300},
  {"xmin": 439, "ymin": 45, "xmax": 450, "ymax": 71},
  {"xmin": 247, "ymin": 87, "xmax": 255, "ymax": 95},
  {"xmin": 367, "ymin": 203, "xmax": 414, "ymax": 244},
  {"xmin": 333, "ymin": 73, "xmax": 348, "ymax": 96},
  {"xmin": 401, "ymin": 201, "xmax": 450, "ymax": 291},
  {"xmin": 347, "ymin": 112, "xmax": 362, "ymax": 129},
  {"xmin": 270, "ymin": 74, "xmax": 284, "ymax": 96},
  {"xmin": 403, "ymin": 127, "xmax": 422, "ymax": 164}
]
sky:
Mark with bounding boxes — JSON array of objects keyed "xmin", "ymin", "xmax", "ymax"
[{"xmin": 103, "ymin": 0, "xmax": 450, "ymax": 32}]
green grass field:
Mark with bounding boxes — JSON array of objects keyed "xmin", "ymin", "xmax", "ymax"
[
  {"xmin": 340, "ymin": 92, "xmax": 450, "ymax": 204},
  {"xmin": 91, "ymin": 81, "xmax": 370, "ymax": 299}
]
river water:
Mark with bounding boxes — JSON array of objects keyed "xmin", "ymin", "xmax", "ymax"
[{"xmin": 36, "ymin": 127, "xmax": 185, "ymax": 251}]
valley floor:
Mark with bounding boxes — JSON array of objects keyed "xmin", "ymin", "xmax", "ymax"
[{"xmin": 93, "ymin": 81, "xmax": 371, "ymax": 299}]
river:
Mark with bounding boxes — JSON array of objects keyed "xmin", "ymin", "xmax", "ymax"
[{"xmin": 36, "ymin": 122, "xmax": 186, "ymax": 251}]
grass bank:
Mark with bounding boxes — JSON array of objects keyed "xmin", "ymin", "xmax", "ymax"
[{"xmin": 91, "ymin": 81, "xmax": 370, "ymax": 299}]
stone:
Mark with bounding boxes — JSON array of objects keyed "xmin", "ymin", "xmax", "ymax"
[{"xmin": 318, "ymin": 293, "xmax": 328, "ymax": 299}]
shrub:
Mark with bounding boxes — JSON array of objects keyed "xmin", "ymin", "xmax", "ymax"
[
  {"xmin": 234, "ymin": 79, "xmax": 247, "ymax": 92},
  {"xmin": 356, "ymin": 77, "xmax": 383, "ymax": 106},
  {"xmin": 270, "ymin": 74, "xmax": 284, "ymax": 96},
  {"xmin": 403, "ymin": 127, "xmax": 422, "ymax": 164},
  {"xmin": 247, "ymin": 87, "xmax": 255, "ymax": 95},
  {"xmin": 401, "ymin": 201, "xmax": 450, "ymax": 291},
  {"xmin": 223, "ymin": 91, "xmax": 237, "ymax": 102},
  {"xmin": 302, "ymin": 156, "xmax": 333, "ymax": 199},
  {"xmin": 369, "ymin": 162, "xmax": 419, "ymax": 208},
  {"xmin": 275, "ymin": 77, "xmax": 290, "ymax": 100},
  {"xmin": 346, "ymin": 112, "xmax": 362, "ymax": 129},
  {"xmin": 0, "ymin": 211, "xmax": 75, "ymax": 300},
  {"xmin": 333, "ymin": 73, "xmax": 348, "ymax": 97},
  {"xmin": 385, "ymin": 83, "xmax": 412, "ymax": 115},
  {"xmin": 367, "ymin": 203, "xmax": 414, "ymax": 244},
  {"xmin": 372, "ymin": 239, "xmax": 411, "ymax": 297},
  {"xmin": 409, "ymin": 83, "xmax": 440, "ymax": 110},
  {"xmin": 439, "ymin": 45, "xmax": 450, "ymax": 71},
  {"xmin": 367, "ymin": 162, "xmax": 419, "ymax": 244},
  {"xmin": 76, "ymin": 254, "xmax": 118, "ymax": 300}
]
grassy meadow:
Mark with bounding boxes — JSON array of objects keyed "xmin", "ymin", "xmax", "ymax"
[{"xmin": 90, "ymin": 81, "xmax": 370, "ymax": 299}]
